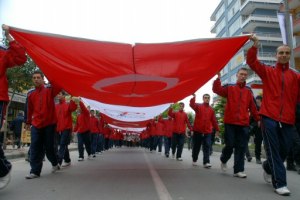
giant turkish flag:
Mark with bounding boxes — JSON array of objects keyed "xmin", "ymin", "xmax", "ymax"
[{"xmin": 10, "ymin": 27, "xmax": 250, "ymax": 107}]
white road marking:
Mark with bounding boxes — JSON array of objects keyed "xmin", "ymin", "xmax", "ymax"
[{"xmin": 144, "ymin": 152, "xmax": 172, "ymax": 200}]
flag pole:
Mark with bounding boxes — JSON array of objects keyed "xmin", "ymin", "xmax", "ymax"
[{"xmin": 283, "ymin": 0, "xmax": 295, "ymax": 68}]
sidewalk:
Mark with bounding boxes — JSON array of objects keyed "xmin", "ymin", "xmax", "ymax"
[{"xmin": 4, "ymin": 143, "xmax": 78, "ymax": 160}]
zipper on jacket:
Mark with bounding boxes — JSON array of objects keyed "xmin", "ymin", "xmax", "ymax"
[
  {"xmin": 279, "ymin": 67, "xmax": 285, "ymax": 127},
  {"xmin": 236, "ymin": 88, "xmax": 242, "ymax": 121}
]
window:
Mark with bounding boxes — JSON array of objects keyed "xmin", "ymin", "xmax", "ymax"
[
  {"xmin": 215, "ymin": 4, "xmax": 225, "ymax": 21},
  {"xmin": 228, "ymin": 0, "xmax": 240, "ymax": 21},
  {"xmin": 216, "ymin": 18, "xmax": 226, "ymax": 34},
  {"xmin": 229, "ymin": 18, "xmax": 241, "ymax": 36}
]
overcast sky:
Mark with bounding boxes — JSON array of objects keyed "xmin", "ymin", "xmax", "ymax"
[{"xmin": 0, "ymin": 0, "xmax": 221, "ymax": 112}]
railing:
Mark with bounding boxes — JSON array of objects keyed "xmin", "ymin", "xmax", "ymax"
[
  {"xmin": 241, "ymin": 0, "xmax": 282, "ymax": 7},
  {"xmin": 242, "ymin": 14, "xmax": 279, "ymax": 23}
]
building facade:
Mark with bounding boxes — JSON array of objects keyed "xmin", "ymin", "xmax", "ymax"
[
  {"xmin": 210, "ymin": 0, "xmax": 283, "ymax": 91},
  {"xmin": 287, "ymin": 0, "xmax": 300, "ymax": 70}
]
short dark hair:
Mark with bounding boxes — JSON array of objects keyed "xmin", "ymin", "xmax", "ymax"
[
  {"xmin": 32, "ymin": 70, "xmax": 44, "ymax": 78},
  {"xmin": 256, "ymin": 95, "xmax": 262, "ymax": 101},
  {"xmin": 60, "ymin": 90, "xmax": 67, "ymax": 96},
  {"xmin": 276, "ymin": 45, "xmax": 291, "ymax": 53},
  {"xmin": 237, "ymin": 67, "xmax": 248, "ymax": 73},
  {"xmin": 203, "ymin": 94, "xmax": 210, "ymax": 98},
  {"xmin": 179, "ymin": 102, "xmax": 185, "ymax": 106}
]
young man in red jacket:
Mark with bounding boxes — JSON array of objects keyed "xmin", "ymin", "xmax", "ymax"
[
  {"xmin": 213, "ymin": 69, "xmax": 259, "ymax": 178},
  {"xmin": 0, "ymin": 24, "xmax": 26, "ymax": 189},
  {"xmin": 24, "ymin": 71, "xmax": 61, "ymax": 179},
  {"xmin": 168, "ymin": 102, "xmax": 193, "ymax": 161},
  {"xmin": 190, "ymin": 93, "xmax": 219, "ymax": 168},
  {"xmin": 90, "ymin": 110, "xmax": 100, "ymax": 157},
  {"xmin": 247, "ymin": 35, "xmax": 300, "ymax": 196},
  {"xmin": 55, "ymin": 91, "xmax": 77, "ymax": 167},
  {"xmin": 163, "ymin": 116, "xmax": 174, "ymax": 158},
  {"xmin": 74, "ymin": 101, "xmax": 91, "ymax": 161}
]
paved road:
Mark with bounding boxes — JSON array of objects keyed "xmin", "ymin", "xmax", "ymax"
[{"xmin": 1, "ymin": 147, "xmax": 299, "ymax": 200}]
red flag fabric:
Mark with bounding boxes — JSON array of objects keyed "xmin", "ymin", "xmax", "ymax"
[
  {"xmin": 10, "ymin": 27, "xmax": 249, "ymax": 107},
  {"xmin": 101, "ymin": 114, "xmax": 150, "ymax": 129}
]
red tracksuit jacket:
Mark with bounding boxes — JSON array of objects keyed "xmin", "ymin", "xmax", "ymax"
[
  {"xmin": 0, "ymin": 41, "xmax": 27, "ymax": 102},
  {"xmin": 168, "ymin": 108, "xmax": 192, "ymax": 134},
  {"xmin": 213, "ymin": 78, "xmax": 259, "ymax": 126},
  {"xmin": 247, "ymin": 46, "xmax": 299, "ymax": 125},
  {"xmin": 56, "ymin": 99, "xmax": 77, "ymax": 132},
  {"xmin": 190, "ymin": 97, "xmax": 219, "ymax": 134},
  {"xmin": 74, "ymin": 101, "xmax": 90, "ymax": 133},
  {"xmin": 25, "ymin": 84, "xmax": 61, "ymax": 128}
]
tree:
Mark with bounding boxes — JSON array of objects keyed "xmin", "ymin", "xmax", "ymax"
[{"xmin": 213, "ymin": 96, "xmax": 226, "ymax": 144}]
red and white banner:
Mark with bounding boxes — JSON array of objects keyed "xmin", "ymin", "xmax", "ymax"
[
  {"xmin": 10, "ymin": 27, "xmax": 250, "ymax": 107},
  {"xmin": 82, "ymin": 97, "xmax": 169, "ymax": 122}
]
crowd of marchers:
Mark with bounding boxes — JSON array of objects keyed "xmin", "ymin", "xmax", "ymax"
[{"xmin": 1, "ymin": 25, "xmax": 300, "ymax": 197}]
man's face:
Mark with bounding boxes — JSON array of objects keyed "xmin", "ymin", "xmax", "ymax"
[
  {"xmin": 236, "ymin": 69, "xmax": 248, "ymax": 83},
  {"xmin": 179, "ymin": 104, "xmax": 184, "ymax": 111},
  {"xmin": 276, "ymin": 46, "xmax": 291, "ymax": 64},
  {"xmin": 203, "ymin": 95, "xmax": 210, "ymax": 104},
  {"xmin": 57, "ymin": 92, "xmax": 64, "ymax": 100},
  {"xmin": 256, "ymin": 99, "xmax": 262, "ymax": 107},
  {"xmin": 32, "ymin": 74, "xmax": 44, "ymax": 87}
]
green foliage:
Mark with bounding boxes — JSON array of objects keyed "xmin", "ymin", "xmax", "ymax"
[
  {"xmin": 213, "ymin": 96, "xmax": 226, "ymax": 143},
  {"xmin": 7, "ymin": 56, "xmax": 39, "ymax": 93},
  {"xmin": 187, "ymin": 112, "xmax": 195, "ymax": 125}
]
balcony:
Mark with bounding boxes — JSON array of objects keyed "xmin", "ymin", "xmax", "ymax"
[
  {"xmin": 289, "ymin": 0, "xmax": 300, "ymax": 9},
  {"xmin": 246, "ymin": 74, "xmax": 261, "ymax": 85},
  {"xmin": 255, "ymin": 32, "xmax": 283, "ymax": 42},
  {"xmin": 240, "ymin": 0, "xmax": 282, "ymax": 15},
  {"xmin": 294, "ymin": 17, "xmax": 300, "ymax": 33},
  {"xmin": 257, "ymin": 52, "xmax": 277, "ymax": 62},
  {"xmin": 241, "ymin": 15, "xmax": 279, "ymax": 32}
]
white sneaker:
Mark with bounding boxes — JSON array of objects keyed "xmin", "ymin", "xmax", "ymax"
[
  {"xmin": 204, "ymin": 163, "xmax": 212, "ymax": 168},
  {"xmin": 221, "ymin": 162, "xmax": 227, "ymax": 172},
  {"xmin": 233, "ymin": 172, "xmax": 247, "ymax": 178},
  {"xmin": 172, "ymin": 154, "xmax": 175, "ymax": 159},
  {"xmin": 275, "ymin": 186, "xmax": 291, "ymax": 196},
  {"xmin": 78, "ymin": 157, "xmax": 84, "ymax": 161},
  {"xmin": 192, "ymin": 162, "xmax": 197, "ymax": 166},
  {"xmin": 263, "ymin": 171, "xmax": 272, "ymax": 184},
  {"xmin": 176, "ymin": 158, "xmax": 183, "ymax": 161},
  {"xmin": 0, "ymin": 170, "xmax": 11, "ymax": 190},
  {"xmin": 52, "ymin": 164, "xmax": 60, "ymax": 173},
  {"xmin": 88, "ymin": 155, "xmax": 92, "ymax": 160},
  {"xmin": 61, "ymin": 162, "xmax": 71, "ymax": 167},
  {"xmin": 25, "ymin": 173, "xmax": 39, "ymax": 179}
]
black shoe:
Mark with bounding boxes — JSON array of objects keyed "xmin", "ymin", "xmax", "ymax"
[
  {"xmin": 247, "ymin": 157, "xmax": 252, "ymax": 162},
  {"xmin": 295, "ymin": 165, "xmax": 300, "ymax": 174},
  {"xmin": 286, "ymin": 164, "xmax": 297, "ymax": 171},
  {"xmin": 256, "ymin": 158, "xmax": 262, "ymax": 164}
]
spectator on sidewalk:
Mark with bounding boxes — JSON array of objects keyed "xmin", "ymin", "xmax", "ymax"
[
  {"xmin": 247, "ymin": 35, "xmax": 299, "ymax": 196},
  {"xmin": 24, "ymin": 71, "xmax": 61, "ymax": 179},
  {"xmin": 10, "ymin": 111, "xmax": 24, "ymax": 149},
  {"xmin": 0, "ymin": 24, "xmax": 27, "ymax": 189}
]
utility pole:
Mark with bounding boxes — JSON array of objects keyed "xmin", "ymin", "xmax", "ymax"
[{"xmin": 283, "ymin": 0, "xmax": 295, "ymax": 68}]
